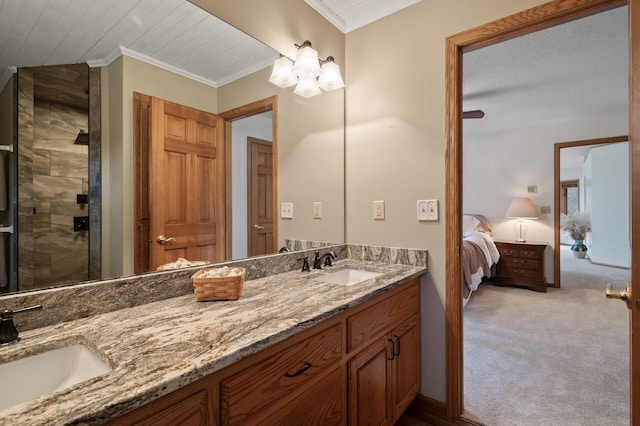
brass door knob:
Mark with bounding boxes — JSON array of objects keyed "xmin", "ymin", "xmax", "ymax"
[
  {"xmin": 156, "ymin": 235, "xmax": 176, "ymax": 245},
  {"xmin": 253, "ymin": 224, "xmax": 265, "ymax": 230},
  {"xmin": 605, "ymin": 283, "xmax": 632, "ymax": 309}
]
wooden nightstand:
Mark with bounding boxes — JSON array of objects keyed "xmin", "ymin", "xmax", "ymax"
[{"xmin": 493, "ymin": 241, "xmax": 547, "ymax": 292}]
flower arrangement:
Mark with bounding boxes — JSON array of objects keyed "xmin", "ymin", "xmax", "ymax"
[{"xmin": 561, "ymin": 211, "xmax": 591, "ymax": 240}]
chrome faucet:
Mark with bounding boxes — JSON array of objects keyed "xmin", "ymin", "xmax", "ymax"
[
  {"xmin": 313, "ymin": 250, "xmax": 337, "ymax": 269},
  {"xmin": 0, "ymin": 305, "xmax": 43, "ymax": 346}
]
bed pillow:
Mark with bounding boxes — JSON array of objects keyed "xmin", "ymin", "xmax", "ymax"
[
  {"xmin": 462, "ymin": 215, "xmax": 481, "ymax": 233},
  {"xmin": 473, "ymin": 214, "xmax": 493, "ymax": 237}
]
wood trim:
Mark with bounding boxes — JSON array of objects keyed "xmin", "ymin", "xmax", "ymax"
[
  {"xmin": 220, "ymin": 96, "xmax": 278, "ymax": 258},
  {"xmin": 553, "ymin": 135, "xmax": 628, "ymax": 288},
  {"xmin": 405, "ymin": 394, "xmax": 480, "ymax": 425},
  {"xmin": 445, "ymin": 0, "xmax": 629, "ymax": 420}
]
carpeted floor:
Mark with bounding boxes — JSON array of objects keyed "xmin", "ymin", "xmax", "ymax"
[{"xmin": 463, "ymin": 245, "xmax": 630, "ymax": 425}]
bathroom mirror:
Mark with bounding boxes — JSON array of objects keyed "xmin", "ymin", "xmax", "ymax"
[{"xmin": 0, "ymin": 0, "xmax": 344, "ymax": 294}]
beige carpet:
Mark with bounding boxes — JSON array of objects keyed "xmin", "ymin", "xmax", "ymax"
[{"xmin": 463, "ymin": 245, "xmax": 629, "ymax": 425}]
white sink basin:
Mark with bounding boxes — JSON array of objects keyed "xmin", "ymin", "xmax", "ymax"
[
  {"xmin": 0, "ymin": 344, "xmax": 112, "ymax": 410},
  {"xmin": 316, "ymin": 268, "xmax": 382, "ymax": 286}
]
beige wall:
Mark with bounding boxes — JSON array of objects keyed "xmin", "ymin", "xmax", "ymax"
[
  {"xmin": 344, "ymin": 0, "xmax": 548, "ymax": 401},
  {"xmin": 219, "ymin": 68, "xmax": 345, "ymax": 248},
  {"xmin": 190, "ymin": 0, "xmax": 552, "ymax": 402}
]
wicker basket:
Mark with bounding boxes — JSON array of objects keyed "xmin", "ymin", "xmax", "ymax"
[{"xmin": 191, "ymin": 267, "xmax": 245, "ymax": 301}]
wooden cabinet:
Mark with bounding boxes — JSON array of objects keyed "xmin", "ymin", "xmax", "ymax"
[
  {"xmin": 348, "ymin": 314, "xmax": 420, "ymax": 426},
  {"xmin": 220, "ymin": 323, "xmax": 343, "ymax": 425},
  {"xmin": 109, "ymin": 278, "xmax": 421, "ymax": 426},
  {"xmin": 494, "ymin": 241, "xmax": 547, "ymax": 292},
  {"xmin": 108, "ymin": 375, "xmax": 216, "ymax": 426}
]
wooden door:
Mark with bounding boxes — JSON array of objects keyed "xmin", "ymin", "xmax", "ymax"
[
  {"xmin": 629, "ymin": 1, "xmax": 639, "ymax": 422},
  {"xmin": 247, "ymin": 137, "xmax": 274, "ymax": 256},
  {"xmin": 149, "ymin": 97, "xmax": 225, "ymax": 270}
]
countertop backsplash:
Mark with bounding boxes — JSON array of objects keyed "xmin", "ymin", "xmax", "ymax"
[{"xmin": 0, "ymin": 244, "xmax": 427, "ymax": 332}]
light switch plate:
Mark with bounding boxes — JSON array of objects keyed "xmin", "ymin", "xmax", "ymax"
[
  {"xmin": 313, "ymin": 201, "xmax": 322, "ymax": 219},
  {"xmin": 417, "ymin": 199, "xmax": 438, "ymax": 221},
  {"xmin": 281, "ymin": 202, "xmax": 293, "ymax": 219}
]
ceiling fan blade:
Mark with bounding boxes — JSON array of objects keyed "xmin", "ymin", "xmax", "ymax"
[{"xmin": 462, "ymin": 110, "xmax": 485, "ymax": 119}]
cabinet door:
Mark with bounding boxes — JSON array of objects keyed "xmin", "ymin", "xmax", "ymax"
[
  {"xmin": 348, "ymin": 338, "xmax": 392, "ymax": 426},
  {"xmin": 391, "ymin": 314, "xmax": 421, "ymax": 421}
]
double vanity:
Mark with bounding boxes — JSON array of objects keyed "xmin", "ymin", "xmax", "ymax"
[{"xmin": 0, "ymin": 244, "xmax": 427, "ymax": 425}]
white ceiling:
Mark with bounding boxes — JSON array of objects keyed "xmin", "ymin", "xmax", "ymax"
[
  {"xmin": 304, "ymin": 0, "xmax": 421, "ymax": 33},
  {"xmin": 463, "ymin": 6, "xmax": 628, "ymax": 137},
  {"xmin": 0, "ymin": 0, "xmax": 279, "ymax": 90}
]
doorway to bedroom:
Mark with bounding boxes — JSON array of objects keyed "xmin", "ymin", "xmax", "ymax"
[{"xmin": 459, "ymin": 5, "xmax": 629, "ymax": 425}]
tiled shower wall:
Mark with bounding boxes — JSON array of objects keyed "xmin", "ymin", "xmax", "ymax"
[{"xmin": 18, "ymin": 70, "xmax": 89, "ymax": 290}]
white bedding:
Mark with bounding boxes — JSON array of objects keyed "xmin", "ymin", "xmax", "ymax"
[{"xmin": 462, "ymin": 230, "xmax": 500, "ymax": 306}]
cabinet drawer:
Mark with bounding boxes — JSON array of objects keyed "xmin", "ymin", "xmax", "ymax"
[
  {"xmin": 261, "ymin": 367, "xmax": 346, "ymax": 425},
  {"xmin": 504, "ymin": 257, "xmax": 540, "ymax": 269},
  {"xmin": 221, "ymin": 323, "xmax": 342, "ymax": 424},
  {"xmin": 348, "ymin": 283, "xmax": 419, "ymax": 353},
  {"xmin": 499, "ymin": 266, "xmax": 542, "ymax": 281}
]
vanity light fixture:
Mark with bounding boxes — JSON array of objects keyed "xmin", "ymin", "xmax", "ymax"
[{"xmin": 268, "ymin": 40, "xmax": 344, "ymax": 98}]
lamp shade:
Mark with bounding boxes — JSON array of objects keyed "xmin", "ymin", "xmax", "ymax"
[
  {"xmin": 505, "ymin": 198, "xmax": 539, "ymax": 219},
  {"xmin": 318, "ymin": 59, "xmax": 344, "ymax": 91},
  {"xmin": 292, "ymin": 44, "xmax": 321, "ymax": 78},
  {"xmin": 293, "ymin": 76, "xmax": 321, "ymax": 98},
  {"xmin": 268, "ymin": 56, "xmax": 296, "ymax": 88}
]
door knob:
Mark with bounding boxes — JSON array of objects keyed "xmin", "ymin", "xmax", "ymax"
[
  {"xmin": 605, "ymin": 283, "xmax": 632, "ymax": 309},
  {"xmin": 253, "ymin": 224, "xmax": 265, "ymax": 230},
  {"xmin": 156, "ymin": 235, "xmax": 176, "ymax": 245}
]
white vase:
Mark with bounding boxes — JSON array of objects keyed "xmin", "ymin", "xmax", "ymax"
[{"xmin": 571, "ymin": 239, "xmax": 588, "ymax": 259}]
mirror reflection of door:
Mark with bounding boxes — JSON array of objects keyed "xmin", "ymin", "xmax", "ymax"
[
  {"xmin": 134, "ymin": 93, "xmax": 226, "ymax": 273},
  {"xmin": 247, "ymin": 137, "xmax": 274, "ymax": 256},
  {"xmin": 560, "ymin": 180, "xmax": 579, "ymax": 216}
]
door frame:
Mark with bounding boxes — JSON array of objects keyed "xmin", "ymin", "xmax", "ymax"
[
  {"xmin": 219, "ymin": 96, "xmax": 278, "ymax": 257},
  {"xmin": 444, "ymin": 0, "xmax": 635, "ymax": 420},
  {"xmin": 553, "ymin": 135, "xmax": 628, "ymax": 288}
]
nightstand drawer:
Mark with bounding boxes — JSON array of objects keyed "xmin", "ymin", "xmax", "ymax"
[
  {"xmin": 505, "ymin": 257, "xmax": 540, "ymax": 269},
  {"xmin": 499, "ymin": 266, "xmax": 542, "ymax": 281},
  {"xmin": 519, "ymin": 249, "xmax": 541, "ymax": 259}
]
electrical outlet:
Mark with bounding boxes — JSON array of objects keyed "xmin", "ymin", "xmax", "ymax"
[
  {"xmin": 313, "ymin": 201, "xmax": 322, "ymax": 219},
  {"xmin": 418, "ymin": 199, "xmax": 438, "ymax": 221},
  {"xmin": 373, "ymin": 200, "xmax": 385, "ymax": 220},
  {"xmin": 281, "ymin": 202, "xmax": 293, "ymax": 219}
]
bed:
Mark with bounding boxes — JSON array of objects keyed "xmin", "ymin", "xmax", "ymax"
[{"xmin": 462, "ymin": 214, "xmax": 500, "ymax": 306}]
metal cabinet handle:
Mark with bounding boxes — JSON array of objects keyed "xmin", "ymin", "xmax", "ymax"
[
  {"xmin": 253, "ymin": 224, "xmax": 265, "ymax": 230},
  {"xmin": 388, "ymin": 339, "xmax": 396, "ymax": 360},
  {"xmin": 156, "ymin": 235, "xmax": 176, "ymax": 245},
  {"xmin": 393, "ymin": 335, "xmax": 400, "ymax": 357},
  {"xmin": 284, "ymin": 361, "xmax": 311, "ymax": 377}
]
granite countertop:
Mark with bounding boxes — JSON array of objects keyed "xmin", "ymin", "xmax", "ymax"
[{"xmin": 0, "ymin": 259, "xmax": 426, "ymax": 425}]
